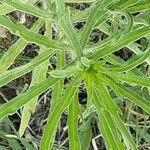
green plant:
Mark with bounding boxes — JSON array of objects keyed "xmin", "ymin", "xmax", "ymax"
[{"xmin": 0, "ymin": 0, "xmax": 150, "ymax": 149}]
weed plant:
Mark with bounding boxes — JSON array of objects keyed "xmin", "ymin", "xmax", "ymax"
[{"xmin": 0, "ymin": 0, "xmax": 150, "ymax": 150}]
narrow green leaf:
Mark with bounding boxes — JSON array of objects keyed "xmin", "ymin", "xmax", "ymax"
[
  {"xmin": 55, "ymin": 0, "xmax": 82, "ymax": 57},
  {"xmin": 68, "ymin": 92, "xmax": 81, "ymax": 150},
  {"xmin": 127, "ymin": 2, "xmax": 150, "ymax": 12},
  {"xmin": 116, "ymin": 0, "xmax": 140, "ymax": 8},
  {"xmin": 0, "ymin": 18, "xmax": 44, "ymax": 74},
  {"xmin": 79, "ymin": 119, "xmax": 92, "ymax": 150},
  {"xmin": 106, "ymin": 72, "xmax": 150, "ymax": 87},
  {"xmin": 113, "ymin": 82, "xmax": 150, "ymax": 114},
  {"xmin": 65, "ymin": 0, "xmax": 95, "ymax": 3},
  {"xmin": 0, "ymin": 16, "xmax": 69, "ymax": 50},
  {"xmin": 112, "ymin": 113, "xmax": 137, "ymax": 150},
  {"xmin": 51, "ymin": 51, "xmax": 65, "ymax": 110},
  {"xmin": 0, "ymin": 77, "xmax": 59, "ymax": 120},
  {"xmin": 93, "ymin": 76, "xmax": 119, "ymax": 113},
  {"xmin": 0, "ymin": 4, "xmax": 15, "ymax": 15},
  {"xmin": 40, "ymin": 73, "xmax": 84, "ymax": 150},
  {"xmin": 88, "ymin": 27, "xmax": 150, "ymax": 59},
  {"xmin": 50, "ymin": 63, "xmax": 82, "ymax": 78},
  {"xmin": 103, "ymin": 47, "xmax": 150, "ymax": 72},
  {"xmin": 93, "ymin": 75, "xmax": 137, "ymax": 150},
  {"xmin": 0, "ymin": 0, "xmax": 52, "ymax": 18},
  {"xmin": 0, "ymin": 50, "xmax": 56, "ymax": 87},
  {"xmin": 7, "ymin": 139, "xmax": 22, "ymax": 150},
  {"xmin": 19, "ymin": 20, "xmax": 51, "ymax": 137},
  {"xmin": 80, "ymin": 0, "xmax": 109, "ymax": 49},
  {"xmin": 93, "ymin": 88, "xmax": 126, "ymax": 150}
]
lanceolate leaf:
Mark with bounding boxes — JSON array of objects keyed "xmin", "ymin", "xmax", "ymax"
[
  {"xmin": 50, "ymin": 63, "xmax": 82, "ymax": 78},
  {"xmin": 113, "ymin": 82, "xmax": 150, "ymax": 114},
  {"xmin": 51, "ymin": 51, "xmax": 65, "ymax": 111},
  {"xmin": 0, "ymin": 16, "xmax": 69, "ymax": 50},
  {"xmin": 0, "ymin": 4, "xmax": 15, "ymax": 15},
  {"xmin": 106, "ymin": 72, "xmax": 150, "ymax": 87},
  {"xmin": 80, "ymin": 0, "xmax": 109, "ymax": 49},
  {"xmin": 40, "ymin": 73, "xmax": 85, "ymax": 150},
  {"xmin": 103, "ymin": 47, "xmax": 150, "ymax": 72},
  {"xmin": 127, "ymin": 2, "xmax": 150, "ymax": 12},
  {"xmin": 0, "ymin": 50, "xmax": 56, "ymax": 87},
  {"xmin": 0, "ymin": 0, "xmax": 52, "ymax": 18},
  {"xmin": 0, "ymin": 77, "xmax": 59, "ymax": 120},
  {"xmin": 116, "ymin": 0, "xmax": 140, "ymax": 8},
  {"xmin": 68, "ymin": 92, "xmax": 81, "ymax": 150},
  {"xmin": 19, "ymin": 20, "xmax": 52, "ymax": 137},
  {"xmin": 79, "ymin": 119, "xmax": 92, "ymax": 150},
  {"xmin": 88, "ymin": 27, "xmax": 150, "ymax": 59},
  {"xmin": 93, "ymin": 75, "xmax": 137, "ymax": 150},
  {"xmin": 97, "ymin": 73, "xmax": 150, "ymax": 114},
  {"xmin": 0, "ymin": 18, "xmax": 44, "ymax": 74},
  {"xmin": 55, "ymin": 0, "xmax": 82, "ymax": 57},
  {"xmin": 93, "ymin": 87, "xmax": 126, "ymax": 150}
]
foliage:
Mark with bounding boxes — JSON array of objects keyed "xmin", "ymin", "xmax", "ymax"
[{"xmin": 0, "ymin": 0, "xmax": 150, "ymax": 149}]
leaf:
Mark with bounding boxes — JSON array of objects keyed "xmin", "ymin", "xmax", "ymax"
[
  {"xmin": 113, "ymin": 82, "xmax": 150, "ymax": 114},
  {"xmin": 55, "ymin": 0, "xmax": 82, "ymax": 57},
  {"xmin": 40, "ymin": 73, "xmax": 85, "ymax": 150},
  {"xmin": 0, "ymin": 77, "xmax": 59, "ymax": 120},
  {"xmin": 79, "ymin": 119, "xmax": 92, "ymax": 150},
  {"xmin": 92, "ymin": 88, "xmax": 126, "ymax": 150},
  {"xmin": 88, "ymin": 26, "xmax": 150, "ymax": 59},
  {"xmin": 7, "ymin": 139, "xmax": 22, "ymax": 150},
  {"xmin": 80, "ymin": 0, "xmax": 109, "ymax": 49},
  {"xmin": 93, "ymin": 76, "xmax": 119, "ymax": 113},
  {"xmin": 0, "ymin": 0, "xmax": 51, "ymax": 18},
  {"xmin": 103, "ymin": 47, "xmax": 150, "ymax": 72},
  {"xmin": 0, "ymin": 50, "xmax": 56, "ymax": 87},
  {"xmin": 51, "ymin": 51, "xmax": 65, "ymax": 111},
  {"xmin": 0, "ymin": 4, "xmax": 15, "ymax": 15},
  {"xmin": 0, "ymin": 16, "xmax": 69, "ymax": 50},
  {"xmin": 92, "ymin": 75, "xmax": 137, "ymax": 150},
  {"xmin": 50, "ymin": 63, "xmax": 82, "ymax": 78},
  {"xmin": 0, "ymin": 18, "xmax": 44, "ymax": 74},
  {"xmin": 127, "ymin": 1, "xmax": 150, "ymax": 12},
  {"xmin": 116, "ymin": 0, "xmax": 140, "ymax": 8},
  {"xmin": 68, "ymin": 92, "xmax": 81, "ymax": 150},
  {"xmin": 65, "ymin": 0, "xmax": 95, "ymax": 3},
  {"xmin": 19, "ymin": 20, "xmax": 51, "ymax": 137},
  {"xmin": 106, "ymin": 72, "xmax": 150, "ymax": 87}
]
